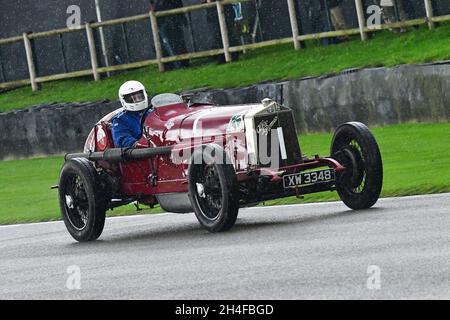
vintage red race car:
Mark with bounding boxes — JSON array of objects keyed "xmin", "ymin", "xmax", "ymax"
[{"xmin": 58, "ymin": 94, "xmax": 383, "ymax": 242}]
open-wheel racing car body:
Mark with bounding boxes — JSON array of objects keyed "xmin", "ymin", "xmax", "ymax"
[{"xmin": 58, "ymin": 94, "xmax": 383, "ymax": 242}]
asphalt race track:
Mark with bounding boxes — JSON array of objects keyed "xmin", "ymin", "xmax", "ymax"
[{"xmin": 1, "ymin": 193, "xmax": 449, "ymax": 299}]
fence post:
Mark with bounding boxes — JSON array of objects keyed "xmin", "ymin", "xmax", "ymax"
[
  {"xmin": 121, "ymin": 24, "xmax": 131, "ymax": 63},
  {"xmin": 0, "ymin": 47, "xmax": 5, "ymax": 83},
  {"xmin": 149, "ymin": 10, "xmax": 165, "ymax": 72},
  {"xmin": 85, "ymin": 23, "xmax": 100, "ymax": 81},
  {"xmin": 286, "ymin": 0, "xmax": 300, "ymax": 50},
  {"xmin": 354, "ymin": 0, "xmax": 368, "ymax": 41},
  {"xmin": 23, "ymin": 33, "xmax": 38, "ymax": 91},
  {"xmin": 58, "ymin": 34, "xmax": 69, "ymax": 73},
  {"xmin": 424, "ymin": 0, "xmax": 435, "ymax": 29},
  {"xmin": 216, "ymin": 0, "xmax": 232, "ymax": 62}
]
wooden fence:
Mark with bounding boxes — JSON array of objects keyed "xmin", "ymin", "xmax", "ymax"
[{"xmin": 0, "ymin": 0, "xmax": 448, "ymax": 91}]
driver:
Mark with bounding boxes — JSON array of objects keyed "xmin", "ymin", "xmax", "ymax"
[{"xmin": 111, "ymin": 80, "xmax": 153, "ymax": 148}]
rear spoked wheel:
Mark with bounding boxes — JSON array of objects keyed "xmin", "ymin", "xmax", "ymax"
[
  {"xmin": 58, "ymin": 158, "xmax": 107, "ymax": 242},
  {"xmin": 331, "ymin": 122, "xmax": 383, "ymax": 210},
  {"xmin": 64, "ymin": 174, "xmax": 89, "ymax": 230}
]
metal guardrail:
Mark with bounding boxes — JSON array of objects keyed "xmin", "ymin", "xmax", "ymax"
[{"xmin": 0, "ymin": 0, "xmax": 447, "ymax": 91}]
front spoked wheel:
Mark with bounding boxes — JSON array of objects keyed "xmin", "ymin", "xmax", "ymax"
[
  {"xmin": 194, "ymin": 164, "xmax": 224, "ymax": 221},
  {"xmin": 188, "ymin": 145, "xmax": 239, "ymax": 233},
  {"xmin": 331, "ymin": 122, "xmax": 383, "ymax": 210}
]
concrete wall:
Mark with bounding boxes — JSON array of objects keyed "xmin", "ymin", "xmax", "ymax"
[
  {"xmin": 0, "ymin": 62, "xmax": 449, "ymax": 160},
  {"xmin": 282, "ymin": 62, "xmax": 450, "ymax": 132},
  {"xmin": 0, "ymin": 101, "xmax": 120, "ymax": 160},
  {"xmin": 196, "ymin": 62, "xmax": 450, "ymax": 132}
]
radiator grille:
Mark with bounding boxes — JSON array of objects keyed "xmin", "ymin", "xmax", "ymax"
[{"xmin": 254, "ymin": 109, "xmax": 302, "ymax": 168}]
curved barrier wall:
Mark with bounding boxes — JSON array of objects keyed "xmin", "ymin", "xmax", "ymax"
[
  {"xmin": 0, "ymin": 62, "xmax": 449, "ymax": 160},
  {"xmin": 0, "ymin": 101, "xmax": 120, "ymax": 160}
]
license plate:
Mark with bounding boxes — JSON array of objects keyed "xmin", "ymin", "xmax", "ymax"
[{"xmin": 283, "ymin": 169, "xmax": 335, "ymax": 189}]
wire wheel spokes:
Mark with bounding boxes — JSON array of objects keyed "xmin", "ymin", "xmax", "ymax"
[
  {"xmin": 195, "ymin": 164, "xmax": 223, "ymax": 221},
  {"xmin": 337, "ymin": 139, "xmax": 367, "ymax": 195},
  {"xmin": 64, "ymin": 174, "xmax": 89, "ymax": 230},
  {"xmin": 331, "ymin": 122, "xmax": 383, "ymax": 210}
]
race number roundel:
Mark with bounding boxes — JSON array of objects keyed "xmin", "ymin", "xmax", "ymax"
[{"xmin": 96, "ymin": 125, "xmax": 108, "ymax": 151}]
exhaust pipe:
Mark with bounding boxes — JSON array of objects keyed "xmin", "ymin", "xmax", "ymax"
[{"xmin": 65, "ymin": 146, "xmax": 173, "ymax": 163}]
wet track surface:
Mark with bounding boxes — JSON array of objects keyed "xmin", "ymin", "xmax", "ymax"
[{"xmin": 1, "ymin": 194, "xmax": 449, "ymax": 299}]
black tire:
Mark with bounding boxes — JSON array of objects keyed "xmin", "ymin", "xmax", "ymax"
[
  {"xmin": 188, "ymin": 145, "xmax": 239, "ymax": 232},
  {"xmin": 331, "ymin": 122, "xmax": 383, "ymax": 210},
  {"xmin": 58, "ymin": 158, "xmax": 107, "ymax": 242}
]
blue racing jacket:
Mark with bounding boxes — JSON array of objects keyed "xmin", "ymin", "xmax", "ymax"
[{"xmin": 111, "ymin": 108, "xmax": 152, "ymax": 148}]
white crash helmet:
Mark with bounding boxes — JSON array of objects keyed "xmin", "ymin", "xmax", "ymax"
[{"xmin": 118, "ymin": 80, "xmax": 149, "ymax": 112}]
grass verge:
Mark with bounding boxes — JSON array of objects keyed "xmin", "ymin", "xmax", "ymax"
[
  {"xmin": 0, "ymin": 123, "xmax": 449, "ymax": 225},
  {"xmin": 1, "ymin": 23, "xmax": 450, "ymax": 112}
]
